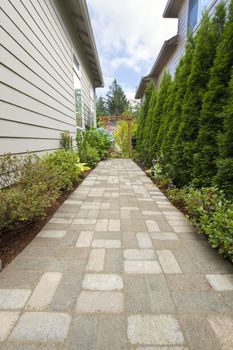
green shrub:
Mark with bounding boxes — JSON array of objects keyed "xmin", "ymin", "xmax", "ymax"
[
  {"xmin": 0, "ymin": 150, "xmax": 88, "ymax": 232},
  {"xmin": 167, "ymin": 186, "xmax": 233, "ymax": 261},
  {"xmin": 43, "ymin": 150, "xmax": 83, "ymax": 190},
  {"xmin": 60, "ymin": 130, "xmax": 73, "ymax": 150},
  {"xmin": 0, "ymin": 156, "xmax": 61, "ymax": 232},
  {"xmin": 78, "ymin": 143, "xmax": 100, "ymax": 168},
  {"xmin": 76, "ymin": 128, "xmax": 113, "ymax": 166}
]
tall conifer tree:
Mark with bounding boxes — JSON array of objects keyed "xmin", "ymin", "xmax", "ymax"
[
  {"xmin": 156, "ymin": 79, "xmax": 174, "ymax": 158},
  {"xmin": 172, "ymin": 5, "xmax": 226, "ymax": 186},
  {"xmin": 142, "ymin": 83, "xmax": 158, "ymax": 164},
  {"xmin": 136, "ymin": 81, "xmax": 154, "ymax": 160},
  {"xmin": 149, "ymin": 72, "xmax": 172, "ymax": 159},
  {"xmin": 166, "ymin": 36, "xmax": 196, "ymax": 182},
  {"xmin": 215, "ymin": 69, "xmax": 233, "ymax": 197},
  {"xmin": 194, "ymin": 1, "xmax": 232, "ymax": 186},
  {"xmin": 106, "ymin": 79, "xmax": 129, "ymax": 115}
]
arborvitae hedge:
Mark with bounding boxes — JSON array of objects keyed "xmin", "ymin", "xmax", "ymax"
[
  {"xmin": 168, "ymin": 35, "xmax": 196, "ymax": 182},
  {"xmin": 136, "ymin": 1, "xmax": 233, "ymax": 196},
  {"xmin": 149, "ymin": 72, "xmax": 172, "ymax": 160},
  {"xmin": 173, "ymin": 7, "xmax": 226, "ymax": 186},
  {"xmin": 194, "ymin": 1, "xmax": 232, "ymax": 186},
  {"xmin": 143, "ymin": 83, "xmax": 158, "ymax": 165},
  {"xmin": 215, "ymin": 69, "xmax": 233, "ymax": 197},
  {"xmin": 136, "ymin": 81, "xmax": 154, "ymax": 160}
]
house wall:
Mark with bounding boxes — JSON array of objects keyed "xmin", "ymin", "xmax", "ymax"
[
  {"xmin": 162, "ymin": 0, "xmax": 230, "ymax": 80},
  {"xmin": 0, "ymin": 0, "xmax": 96, "ymax": 155},
  {"xmin": 165, "ymin": 0, "xmax": 188, "ymax": 78}
]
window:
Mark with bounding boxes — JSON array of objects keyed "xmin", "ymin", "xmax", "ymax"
[
  {"xmin": 90, "ymin": 88, "xmax": 95, "ymax": 127},
  {"xmin": 73, "ymin": 55, "xmax": 82, "ymax": 128},
  {"xmin": 198, "ymin": 0, "xmax": 212, "ymax": 21},
  {"xmin": 188, "ymin": 0, "xmax": 199, "ymax": 30}
]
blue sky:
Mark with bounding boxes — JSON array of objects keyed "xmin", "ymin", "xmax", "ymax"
[{"xmin": 87, "ymin": 0, "xmax": 178, "ymax": 101}]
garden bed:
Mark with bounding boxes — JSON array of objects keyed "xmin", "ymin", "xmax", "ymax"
[{"xmin": 0, "ymin": 169, "xmax": 92, "ymax": 269}]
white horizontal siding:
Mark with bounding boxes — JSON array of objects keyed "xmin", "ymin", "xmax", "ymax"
[
  {"xmin": 1, "ymin": 2, "xmax": 73, "ymax": 91},
  {"xmin": 0, "ymin": 0, "xmax": 97, "ymax": 155},
  {"xmin": 1, "ymin": 119, "xmax": 67, "ymax": 139},
  {"xmin": 0, "ymin": 138, "xmax": 61, "ymax": 155},
  {"xmin": 0, "ymin": 27, "xmax": 74, "ymax": 101}
]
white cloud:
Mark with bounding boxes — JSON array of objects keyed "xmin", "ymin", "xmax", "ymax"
[{"xmin": 87, "ymin": 0, "xmax": 177, "ymax": 96}]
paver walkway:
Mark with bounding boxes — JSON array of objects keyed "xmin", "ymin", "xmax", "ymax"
[{"xmin": 0, "ymin": 159, "xmax": 233, "ymax": 350}]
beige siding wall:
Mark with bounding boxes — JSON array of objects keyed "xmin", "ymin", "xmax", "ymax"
[
  {"xmin": 165, "ymin": 0, "xmax": 188, "ymax": 79},
  {"xmin": 164, "ymin": 0, "xmax": 231, "ymax": 80},
  {"xmin": 0, "ymin": 0, "xmax": 95, "ymax": 155}
]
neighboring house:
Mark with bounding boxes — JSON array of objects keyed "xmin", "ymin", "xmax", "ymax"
[
  {"xmin": 0, "ymin": 0, "xmax": 103, "ymax": 155},
  {"xmin": 135, "ymin": 0, "xmax": 229, "ymax": 102}
]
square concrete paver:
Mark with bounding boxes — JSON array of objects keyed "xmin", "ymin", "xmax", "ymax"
[
  {"xmin": 136, "ymin": 233, "xmax": 153, "ymax": 248},
  {"xmin": 128, "ymin": 315, "xmax": 184, "ymax": 345},
  {"xmin": 109, "ymin": 219, "xmax": 121, "ymax": 231},
  {"xmin": 208, "ymin": 315, "xmax": 233, "ymax": 350},
  {"xmin": 151, "ymin": 232, "xmax": 179, "ymax": 240},
  {"xmin": 124, "ymin": 261, "xmax": 161, "ymax": 274},
  {"xmin": 73, "ymin": 219, "xmax": 96, "ymax": 225},
  {"xmin": 95, "ymin": 219, "xmax": 108, "ymax": 231},
  {"xmin": 76, "ymin": 231, "xmax": 94, "ymax": 247},
  {"xmin": 0, "ymin": 289, "xmax": 31, "ymax": 309},
  {"xmin": 157, "ymin": 250, "xmax": 182, "ymax": 274},
  {"xmin": 49, "ymin": 218, "xmax": 72, "ymax": 224},
  {"xmin": 146, "ymin": 221, "xmax": 160, "ymax": 232},
  {"xmin": 206, "ymin": 274, "xmax": 233, "ymax": 291},
  {"xmin": 92, "ymin": 239, "xmax": 121, "ymax": 248},
  {"xmin": 124, "ymin": 249, "xmax": 155, "ymax": 260},
  {"xmin": 26, "ymin": 272, "xmax": 62, "ymax": 310},
  {"xmin": 82, "ymin": 274, "xmax": 123, "ymax": 290},
  {"xmin": 10, "ymin": 312, "xmax": 71, "ymax": 342},
  {"xmin": 76, "ymin": 291, "xmax": 124, "ymax": 313},
  {"xmin": 0, "ymin": 311, "xmax": 20, "ymax": 341},
  {"xmin": 86, "ymin": 249, "xmax": 105, "ymax": 272},
  {"xmin": 37, "ymin": 230, "xmax": 67, "ymax": 239}
]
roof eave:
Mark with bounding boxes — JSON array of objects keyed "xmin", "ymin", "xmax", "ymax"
[
  {"xmin": 150, "ymin": 35, "xmax": 178, "ymax": 76},
  {"xmin": 135, "ymin": 34, "xmax": 178, "ymax": 99},
  {"xmin": 68, "ymin": 0, "xmax": 104, "ymax": 88},
  {"xmin": 163, "ymin": 0, "xmax": 182, "ymax": 18},
  {"xmin": 135, "ymin": 75, "xmax": 153, "ymax": 100},
  {"xmin": 79, "ymin": 0, "xmax": 104, "ymax": 87}
]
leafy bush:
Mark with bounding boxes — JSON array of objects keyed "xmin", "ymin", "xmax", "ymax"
[
  {"xmin": 0, "ymin": 150, "xmax": 88, "ymax": 232},
  {"xmin": 78, "ymin": 143, "xmax": 100, "ymax": 168},
  {"xmin": 0, "ymin": 156, "xmax": 61, "ymax": 232},
  {"xmin": 43, "ymin": 150, "xmax": 85, "ymax": 190},
  {"xmin": 60, "ymin": 130, "xmax": 73, "ymax": 150},
  {"xmin": 76, "ymin": 128, "xmax": 113, "ymax": 166},
  {"xmin": 167, "ymin": 186, "xmax": 233, "ymax": 261},
  {"xmin": 84, "ymin": 128, "xmax": 112, "ymax": 159}
]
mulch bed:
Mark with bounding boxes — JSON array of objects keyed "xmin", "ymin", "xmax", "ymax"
[{"xmin": 0, "ymin": 169, "xmax": 92, "ymax": 269}]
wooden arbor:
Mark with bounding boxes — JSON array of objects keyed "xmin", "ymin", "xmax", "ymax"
[{"xmin": 99, "ymin": 114, "xmax": 133, "ymax": 157}]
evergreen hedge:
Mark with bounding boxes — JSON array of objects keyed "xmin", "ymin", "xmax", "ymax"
[{"xmin": 136, "ymin": 1, "xmax": 233, "ymax": 197}]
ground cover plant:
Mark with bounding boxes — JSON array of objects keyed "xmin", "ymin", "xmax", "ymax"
[{"xmin": 167, "ymin": 186, "xmax": 233, "ymax": 262}]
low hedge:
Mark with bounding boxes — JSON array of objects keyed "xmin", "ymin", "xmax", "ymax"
[
  {"xmin": 167, "ymin": 186, "xmax": 233, "ymax": 262},
  {"xmin": 0, "ymin": 150, "xmax": 88, "ymax": 233}
]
